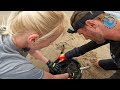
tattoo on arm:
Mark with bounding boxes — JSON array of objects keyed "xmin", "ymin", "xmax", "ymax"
[{"xmin": 103, "ymin": 16, "xmax": 117, "ymax": 29}]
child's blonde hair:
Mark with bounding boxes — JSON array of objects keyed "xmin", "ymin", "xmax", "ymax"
[{"xmin": 3, "ymin": 11, "xmax": 69, "ymax": 42}]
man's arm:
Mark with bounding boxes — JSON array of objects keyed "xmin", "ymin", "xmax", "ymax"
[{"xmin": 65, "ymin": 40, "xmax": 109, "ymax": 59}]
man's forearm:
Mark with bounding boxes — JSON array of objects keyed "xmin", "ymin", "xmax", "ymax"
[
  {"xmin": 65, "ymin": 40, "xmax": 109, "ymax": 59},
  {"xmin": 29, "ymin": 50, "xmax": 49, "ymax": 63}
]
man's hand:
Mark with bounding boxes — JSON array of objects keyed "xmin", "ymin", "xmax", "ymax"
[{"xmin": 46, "ymin": 60, "xmax": 62, "ymax": 74}]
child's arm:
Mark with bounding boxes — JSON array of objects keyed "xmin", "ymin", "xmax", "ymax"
[
  {"xmin": 29, "ymin": 50, "xmax": 62, "ymax": 73},
  {"xmin": 29, "ymin": 50, "xmax": 49, "ymax": 63}
]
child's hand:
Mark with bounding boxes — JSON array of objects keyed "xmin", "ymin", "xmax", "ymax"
[{"xmin": 46, "ymin": 60, "xmax": 62, "ymax": 74}]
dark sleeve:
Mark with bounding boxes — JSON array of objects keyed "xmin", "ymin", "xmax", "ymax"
[{"xmin": 65, "ymin": 40, "xmax": 109, "ymax": 59}]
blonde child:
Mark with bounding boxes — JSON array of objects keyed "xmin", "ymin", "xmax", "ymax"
[{"xmin": 0, "ymin": 11, "xmax": 69, "ymax": 79}]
